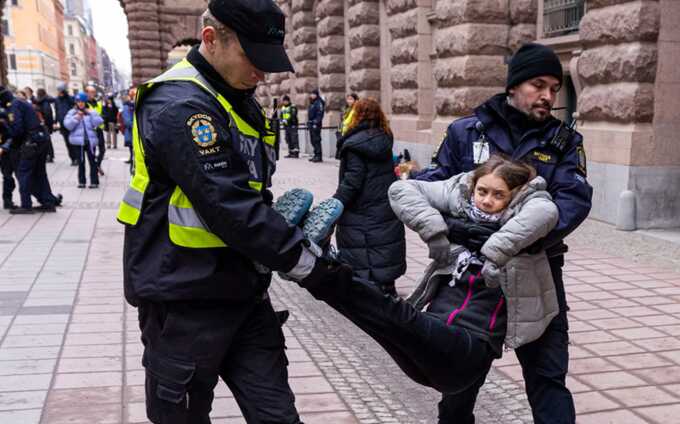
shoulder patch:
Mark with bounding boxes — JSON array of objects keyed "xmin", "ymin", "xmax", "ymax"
[
  {"xmin": 576, "ymin": 145, "xmax": 587, "ymax": 176},
  {"xmin": 187, "ymin": 113, "xmax": 217, "ymax": 148}
]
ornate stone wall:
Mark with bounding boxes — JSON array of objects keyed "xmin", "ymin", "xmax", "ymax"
[
  {"xmin": 429, "ymin": 0, "xmax": 511, "ymax": 121},
  {"xmin": 578, "ymin": 0, "xmax": 659, "ymax": 126},
  {"xmin": 120, "ymin": 0, "xmax": 207, "ymax": 84},
  {"xmin": 347, "ymin": 0, "xmax": 381, "ymax": 101},
  {"xmin": 387, "ymin": 0, "xmax": 418, "ymax": 115},
  {"xmin": 316, "ymin": 0, "xmax": 346, "ymax": 112}
]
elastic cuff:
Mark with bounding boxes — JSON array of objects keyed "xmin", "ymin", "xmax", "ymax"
[{"xmin": 285, "ymin": 244, "xmax": 319, "ymax": 281}]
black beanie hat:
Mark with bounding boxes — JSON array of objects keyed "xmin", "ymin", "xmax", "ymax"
[{"xmin": 506, "ymin": 43, "xmax": 563, "ymax": 91}]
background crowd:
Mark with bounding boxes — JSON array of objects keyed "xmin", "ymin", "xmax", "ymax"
[{"xmin": 0, "ymin": 82, "xmax": 137, "ymax": 213}]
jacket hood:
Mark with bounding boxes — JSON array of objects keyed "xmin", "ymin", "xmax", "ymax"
[
  {"xmin": 341, "ymin": 126, "xmax": 393, "ymax": 160},
  {"xmin": 447, "ymin": 172, "xmax": 550, "ymax": 225}
]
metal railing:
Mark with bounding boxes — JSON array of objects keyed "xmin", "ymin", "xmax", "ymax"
[{"xmin": 543, "ymin": 0, "xmax": 585, "ymax": 38}]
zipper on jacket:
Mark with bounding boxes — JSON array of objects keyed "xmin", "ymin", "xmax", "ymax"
[
  {"xmin": 446, "ymin": 273, "xmax": 477, "ymax": 325},
  {"xmin": 489, "ymin": 297, "xmax": 505, "ymax": 330}
]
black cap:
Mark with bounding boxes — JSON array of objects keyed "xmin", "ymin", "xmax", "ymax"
[
  {"xmin": 0, "ymin": 87, "xmax": 14, "ymax": 107},
  {"xmin": 506, "ymin": 43, "xmax": 563, "ymax": 91},
  {"xmin": 208, "ymin": 0, "xmax": 294, "ymax": 73}
]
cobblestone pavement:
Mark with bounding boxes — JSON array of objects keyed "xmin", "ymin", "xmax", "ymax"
[{"xmin": 1, "ymin": 139, "xmax": 680, "ymax": 423}]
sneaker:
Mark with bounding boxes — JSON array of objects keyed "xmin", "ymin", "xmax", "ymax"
[
  {"xmin": 272, "ymin": 188, "xmax": 314, "ymax": 226},
  {"xmin": 34, "ymin": 205, "xmax": 56, "ymax": 213},
  {"xmin": 9, "ymin": 208, "xmax": 33, "ymax": 215},
  {"xmin": 302, "ymin": 198, "xmax": 344, "ymax": 245},
  {"xmin": 89, "ymin": 184, "xmax": 99, "ymax": 189},
  {"xmin": 284, "ymin": 153, "xmax": 299, "ymax": 159},
  {"xmin": 309, "ymin": 157, "xmax": 322, "ymax": 163},
  {"xmin": 77, "ymin": 183, "xmax": 86, "ymax": 188}
]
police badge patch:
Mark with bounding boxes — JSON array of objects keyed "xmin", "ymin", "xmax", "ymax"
[
  {"xmin": 187, "ymin": 113, "xmax": 217, "ymax": 148},
  {"xmin": 576, "ymin": 145, "xmax": 587, "ymax": 176}
]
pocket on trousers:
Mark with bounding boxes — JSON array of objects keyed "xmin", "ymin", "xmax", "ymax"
[{"xmin": 143, "ymin": 350, "xmax": 195, "ymax": 404}]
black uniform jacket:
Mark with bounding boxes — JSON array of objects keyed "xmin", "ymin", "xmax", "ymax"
[{"xmin": 123, "ymin": 51, "xmax": 305, "ymax": 306}]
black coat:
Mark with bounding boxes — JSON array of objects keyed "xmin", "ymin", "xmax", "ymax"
[{"xmin": 333, "ymin": 124, "xmax": 406, "ymax": 284}]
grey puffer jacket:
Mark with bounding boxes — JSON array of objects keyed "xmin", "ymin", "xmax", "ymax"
[{"xmin": 388, "ymin": 172, "xmax": 560, "ymax": 349}]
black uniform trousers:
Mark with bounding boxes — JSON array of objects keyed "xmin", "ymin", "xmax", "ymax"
[
  {"xmin": 308, "ymin": 125, "xmax": 322, "ymax": 159},
  {"xmin": 138, "ymin": 297, "xmax": 302, "ymax": 424},
  {"xmin": 16, "ymin": 150, "xmax": 58, "ymax": 208},
  {"xmin": 284, "ymin": 127, "xmax": 299, "ymax": 154},
  {"xmin": 310, "ymin": 275, "xmax": 495, "ymax": 395},
  {"xmin": 438, "ymin": 256, "xmax": 575, "ymax": 424},
  {"xmin": 1, "ymin": 148, "xmax": 20, "ymax": 204},
  {"xmin": 96, "ymin": 128, "xmax": 106, "ymax": 166}
]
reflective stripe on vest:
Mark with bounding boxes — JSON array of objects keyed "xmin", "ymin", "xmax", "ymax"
[{"xmin": 117, "ymin": 59, "xmax": 273, "ymax": 249}]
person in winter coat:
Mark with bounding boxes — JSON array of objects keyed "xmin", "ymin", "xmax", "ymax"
[
  {"xmin": 54, "ymin": 83, "xmax": 78, "ymax": 166},
  {"xmin": 64, "ymin": 92, "xmax": 103, "ymax": 189},
  {"xmin": 282, "ymin": 154, "xmax": 559, "ymax": 406},
  {"xmin": 102, "ymin": 94, "xmax": 119, "ymax": 149},
  {"xmin": 307, "ymin": 89, "xmax": 325, "ymax": 162},
  {"xmin": 34, "ymin": 89, "xmax": 55, "ymax": 163},
  {"xmin": 120, "ymin": 87, "xmax": 136, "ymax": 173},
  {"xmin": 333, "ymin": 97, "xmax": 406, "ymax": 296},
  {"xmin": 339, "ymin": 93, "xmax": 358, "ymax": 137}
]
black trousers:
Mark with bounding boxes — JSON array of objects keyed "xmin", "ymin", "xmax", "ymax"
[
  {"xmin": 96, "ymin": 128, "xmax": 106, "ymax": 166},
  {"xmin": 78, "ymin": 144, "xmax": 99, "ymax": 186},
  {"xmin": 308, "ymin": 126, "xmax": 322, "ymax": 158},
  {"xmin": 438, "ymin": 256, "xmax": 574, "ymax": 424},
  {"xmin": 16, "ymin": 151, "xmax": 57, "ymax": 208},
  {"xmin": 138, "ymin": 298, "xmax": 302, "ymax": 424},
  {"xmin": 60, "ymin": 127, "xmax": 78, "ymax": 162},
  {"xmin": 1, "ymin": 148, "xmax": 20, "ymax": 204},
  {"xmin": 312, "ymin": 276, "xmax": 495, "ymax": 395},
  {"xmin": 284, "ymin": 127, "xmax": 299, "ymax": 154}
]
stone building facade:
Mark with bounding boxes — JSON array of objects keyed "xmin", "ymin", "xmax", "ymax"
[{"xmin": 109, "ymin": 1, "xmax": 678, "ymax": 229}]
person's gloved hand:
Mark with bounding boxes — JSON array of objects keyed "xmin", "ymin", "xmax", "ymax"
[
  {"xmin": 481, "ymin": 260, "xmax": 504, "ymax": 289},
  {"xmin": 427, "ymin": 233, "xmax": 451, "ymax": 264},
  {"xmin": 444, "ymin": 215, "xmax": 499, "ymax": 252}
]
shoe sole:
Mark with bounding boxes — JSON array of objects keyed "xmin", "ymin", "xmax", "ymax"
[
  {"xmin": 303, "ymin": 198, "xmax": 344, "ymax": 244},
  {"xmin": 272, "ymin": 188, "xmax": 314, "ymax": 226}
]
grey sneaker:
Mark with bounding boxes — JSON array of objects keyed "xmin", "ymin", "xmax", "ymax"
[
  {"xmin": 302, "ymin": 198, "xmax": 344, "ymax": 245},
  {"xmin": 272, "ymin": 188, "xmax": 314, "ymax": 226}
]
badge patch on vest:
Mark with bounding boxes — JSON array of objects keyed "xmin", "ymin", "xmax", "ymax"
[
  {"xmin": 187, "ymin": 114, "xmax": 217, "ymax": 148},
  {"xmin": 532, "ymin": 151, "xmax": 553, "ymax": 163},
  {"xmin": 576, "ymin": 145, "xmax": 587, "ymax": 176}
]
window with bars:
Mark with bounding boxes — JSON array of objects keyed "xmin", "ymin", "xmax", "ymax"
[{"xmin": 543, "ymin": 0, "xmax": 585, "ymax": 38}]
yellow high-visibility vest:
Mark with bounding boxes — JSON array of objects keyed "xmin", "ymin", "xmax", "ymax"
[{"xmin": 117, "ymin": 59, "xmax": 275, "ymax": 248}]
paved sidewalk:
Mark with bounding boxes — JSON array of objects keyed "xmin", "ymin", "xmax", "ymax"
[{"xmin": 1, "ymin": 138, "xmax": 680, "ymax": 423}]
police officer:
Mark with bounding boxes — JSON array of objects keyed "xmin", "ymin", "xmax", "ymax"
[
  {"xmin": 117, "ymin": 1, "xmax": 348, "ymax": 422},
  {"xmin": 417, "ymin": 43, "xmax": 593, "ymax": 424},
  {"xmin": 0, "ymin": 86, "xmax": 62, "ymax": 214},
  {"xmin": 85, "ymin": 85, "xmax": 106, "ymax": 175},
  {"xmin": 307, "ymin": 89, "xmax": 325, "ymax": 162},
  {"xmin": 0, "ymin": 88, "xmax": 20, "ymax": 210},
  {"xmin": 280, "ymin": 95, "xmax": 299, "ymax": 158}
]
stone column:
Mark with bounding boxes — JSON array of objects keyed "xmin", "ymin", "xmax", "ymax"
[
  {"xmin": 387, "ymin": 0, "xmax": 435, "ymax": 149},
  {"xmin": 316, "ymin": 0, "xmax": 346, "ymax": 123},
  {"xmin": 265, "ymin": 0, "xmax": 293, "ymax": 105},
  {"xmin": 577, "ymin": 0, "xmax": 665, "ymax": 227},
  {"xmin": 429, "ymin": 0, "xmax": 510, "ymax": 139},
  {"xmin": 347, "ymin": 0, "xmax": 381, "ymax": 100},
  {"xmin": 122, "ymin": 0, "xmax": 164, "ymax": 84},
  {"xmin": 290, "ymin": 0, "xmax": 318, "ymax": 108}
]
